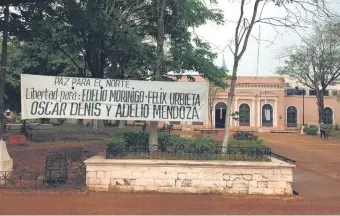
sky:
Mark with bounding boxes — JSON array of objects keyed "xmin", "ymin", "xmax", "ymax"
[{"xmin": 194, "ymin": 0, "xmax": 340, "ymax": 77}]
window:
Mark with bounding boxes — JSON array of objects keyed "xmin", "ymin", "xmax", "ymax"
[
  {"xmin": 324, "ymin": 107, "xmax": 333, "ymax": 125},
  {"xmin": 309, "ymin": 90, "xmax": 316, "ymax": 96},
  {"xmin": 324, "ymin": 90, "xmax": 329, "ymax": 96},
  {"xmin": 239, "ymin": 104, "xmax": 250, "ymax": 126},
  {"xmin": 215, "ymin": 102, "xmax": 227, "ymax": 128},
  {"xmin": 308, "ymin": 90, "xmax": 329, "ymax": 96},
  {"xmin": 192, "ymin": 122, "xmax": 203, "ymax": 125},
  {"xmin": 287, "ymin": 106, "xmax": 298, "ymax": 127},
  {"xmin": 332, "ymin": 90, "xmax": 338, "ymax": 96},
  {"xmin": 262, "ymin": 104, "xmax": 273, "ymax": 127},
  {"xmin": 286, "ymin": 89, "xmax": 295, "ymax": 95},
  {"xmin": 286, "ymin": 88, "xmax": 305, "ymax": 96},
  {"xmin": 170, "ymin": 121, "xmax": 180, "ymax": 125}
]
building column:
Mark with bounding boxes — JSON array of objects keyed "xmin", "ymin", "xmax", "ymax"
[
  {"xmin": 212, "ymin": 103, "xmax": 215, "ymax": 128},
  {"xmin": 257, "ymin": 98, "xmax": 261, "ymax": 127},
  {"xmin": 251, "ymin": 99, "xmax": 255, "ymax": 127},
  {"xmin": 274, "ymin": 99, "xmax": 278, "ymax": 127}
]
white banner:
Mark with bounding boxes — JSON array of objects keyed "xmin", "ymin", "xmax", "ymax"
[{"xmin": 20, "ymin": 74, "xmax": 209, "ymax": 122}]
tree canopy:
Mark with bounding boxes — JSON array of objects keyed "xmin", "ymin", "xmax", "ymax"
[
  {"xmin": 1, "ymin": 0, "xmax": 229, "ymax": 112},
  {"xmin": 277, "ymin": 22, "xmax": 340, "ymax": 123}
]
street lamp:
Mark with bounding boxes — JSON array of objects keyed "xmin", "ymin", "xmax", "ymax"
[{"xmin": 295, "ymin": 86, "xmax": 305, "ymax": 133}]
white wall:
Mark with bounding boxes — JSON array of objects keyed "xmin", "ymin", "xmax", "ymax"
[{"xmin": 85, "ymin": 156, "xmax": 295, "ymax": 195}]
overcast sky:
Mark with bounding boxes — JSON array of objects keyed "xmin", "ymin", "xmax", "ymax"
[{"xmin": 194, "ymin": 0, "xmax": 340, "ymax": 77}]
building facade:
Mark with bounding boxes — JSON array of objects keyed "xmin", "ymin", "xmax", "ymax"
[{"xmin": 140, "ymin": 75, "xmax": 340, "ymax": 132}]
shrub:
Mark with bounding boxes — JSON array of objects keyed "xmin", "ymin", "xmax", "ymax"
[
  {"xmin": 228, "ymin": 139, "xmax": 265, "ymax": 147},
  {"xmin": 57, "ymin": 118, "xmax": 66, "ymax": 124},
  {"xmin": 327, "ymin": 128, "xmax": 332, "ymax": 136},
  {"xmin": 122, "ymin": 132, "xmax": 149, "ymax": 150},
  {"xmin": 335, "ymin": 124, "xmax": 339, "ymax": 131},
  {"xmin": 107, "ymin": 135, "xmax": 126, "ymax": 148},
  {"xmin": 12, "ymin": 113, "xmax": 21, "ymax": 124},
  {"xmin": 40, "ymin": 118, "xmax": 50, "ymax": 124},
  {"xmin": 159, "ymin": 135, "xmax": 192, "ymax": 152},
  {"xmin": 305, "ymin": 126, "xmax": 318, "ymax": 135},
  {"xmin": 233, "ymin": 131, "xmax": 258, "ymax": 141},
  {"xmin": 106, "ymin": 135, "xmax": 126, "ymax": 158},
  {"xmin": 105, "ymin": 132, "xmax": 271, "ymax": 162},
  {"xmin": 106, "ymin": 132, "xmax": 269, "ymax": 161}
]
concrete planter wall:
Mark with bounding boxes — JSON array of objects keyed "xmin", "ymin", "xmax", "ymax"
[{"xmin": 84, "ymin": 155, "xmax": 295, "ymax": 195}]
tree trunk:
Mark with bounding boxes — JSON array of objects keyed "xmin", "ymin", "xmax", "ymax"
[
  {"xmin": 149, "ymin": 0, "xmax": 166, "ymax": 149},
  {"xmin": 0, "ymin": 4, "xmax": 9, "ymax": 139},
  {"xmin": 149, "ymin": 121, "xmax": 158, "ymax": 149},
  {"xmin": 222, "ymin": 65, "xmax": 238, "ymax": 150},
  {"xmin": 210, "ymin": 111, "xmax": 213, "ymax": 137},
  {"xmin": 93, "ymin": 120, "xmax": 104, "ymax": 133},
  {"xmin": 88, "ymin": 49, "xmax": 106, "ymax": 133},
  {"xmin": 119, "ymin": 120, "xmax": 126, "ymax": 128},
  {"xmin": 315, "ymin": 88, "xmax": 325, "ymax": 124}
]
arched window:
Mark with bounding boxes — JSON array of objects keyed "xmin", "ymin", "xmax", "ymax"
[
  {"xmin": 215, "ymin": 102, "xmax": 227, "ymax": 128},
  {"xmin": 324, "ymin": 107, "xmax": 333, "ymax": 125},
  {"xmin": 262, "ymin": 104, "xmax": 273, "ymax": 127},
  {"xmin": 287, "ymin": 106, "xmax": 297, "ymax": 127},
  {"xmin": 239, "ymin": 103, "xmax": 250, "ymax": 126},
  {"xmin": 215, "ymin": 102, "xmax": 227, "ymax": 109}
]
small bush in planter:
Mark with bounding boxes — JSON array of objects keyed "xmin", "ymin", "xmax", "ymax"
[
  {"xmin": 40, "ymin": 118, "xmax": 50, "ymax": 124},
  {"xmin": 122, "ymin": 132, "xmax": 149, "ymax": 150},
  {"xmin": 229, "ymin": 139, "xmax": 265, "ymax": 147},
  {"xmin": 57, "ymin": 118, "xmax": 66, "ymax": 124},
  {"xmin": 335, "ymin": 124, "xmax": 339, "ymax": 131},
  {"xmin": 233, "ymin": 131, "xmax": 258, "ymax": 141},
  {"xmin": 159, "ymin": 134, "xmax": 192, "ymax": 152},
  {"xmin": 13, "ymin": 113, "xmax": 22, "ymax": 124},
  {"xmin": 106, "ymin": 136, "xmax": 127, "ymax": 158},
  {"xmin": 305, "ymin": 126, "xmax": 318, "ymax": 135}
]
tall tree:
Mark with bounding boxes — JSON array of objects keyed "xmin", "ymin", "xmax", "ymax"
[
  {"xmin": 0, "ymin": 4, "xmax": 9, "ymax": 138},
  {"xmin": 22, "ymin": 0, "xmax": 150, "ymax": 132},
  {"xmin": 1, "ymin": 38, "xmax": 82, "ymax": 112},
  {"xmin": 1, "ymin": 0, "xmax": 51, "ymax": 137},
  {"xmin": 221, "ymin": 0, "xmax": 335, "ymax": 149},
  {"xmin": 12, "ymin": 0, "xmax": 227, "ymax": 139},
  {"xmin": 277, "ymin": 22, "xmax": 340, "ymax": 124},
  {"xmin": 138, "ymin": 0, "xmax": 226, "ymax": 147}
]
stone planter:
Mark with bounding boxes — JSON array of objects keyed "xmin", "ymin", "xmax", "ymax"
[{"xmin": 84, "ymin": 155, "xmax": 295, "ymax": 195}]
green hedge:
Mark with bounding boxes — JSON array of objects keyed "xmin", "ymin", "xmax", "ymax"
[
  {"xmin": 107, "ymin": 132, "xmax": 266, "ymax": 152},
  {"xmin": 304, "ymin": 126, "xmax": 319, "ymax": 135},
  {"xmin": 106, "ymin": 132, "xmax": 270, "ymax": 161},
  {"xmin": 228, "ymin": 139, "xmax": 265, "ymax": 147},
  {"xmin": 107, "ymin": 132, "xmax": 220, "ymax": 152},
  {"xmin": 233, "ymin": 131, "xmax": 258, "ymax": 141}
]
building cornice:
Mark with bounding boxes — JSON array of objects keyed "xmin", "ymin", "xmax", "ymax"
[{"xmin": 236, "ymin": 83, "xmax": 284, "ymax": 89}]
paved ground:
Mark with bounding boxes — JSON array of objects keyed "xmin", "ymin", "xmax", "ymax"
[
  {"xmin": 257, "ymin": 132, "xmax": 340, "ymax": 199},
  {"xmin": 1, "ymin": 131, "xmax": 340, "ymax": 214}
]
